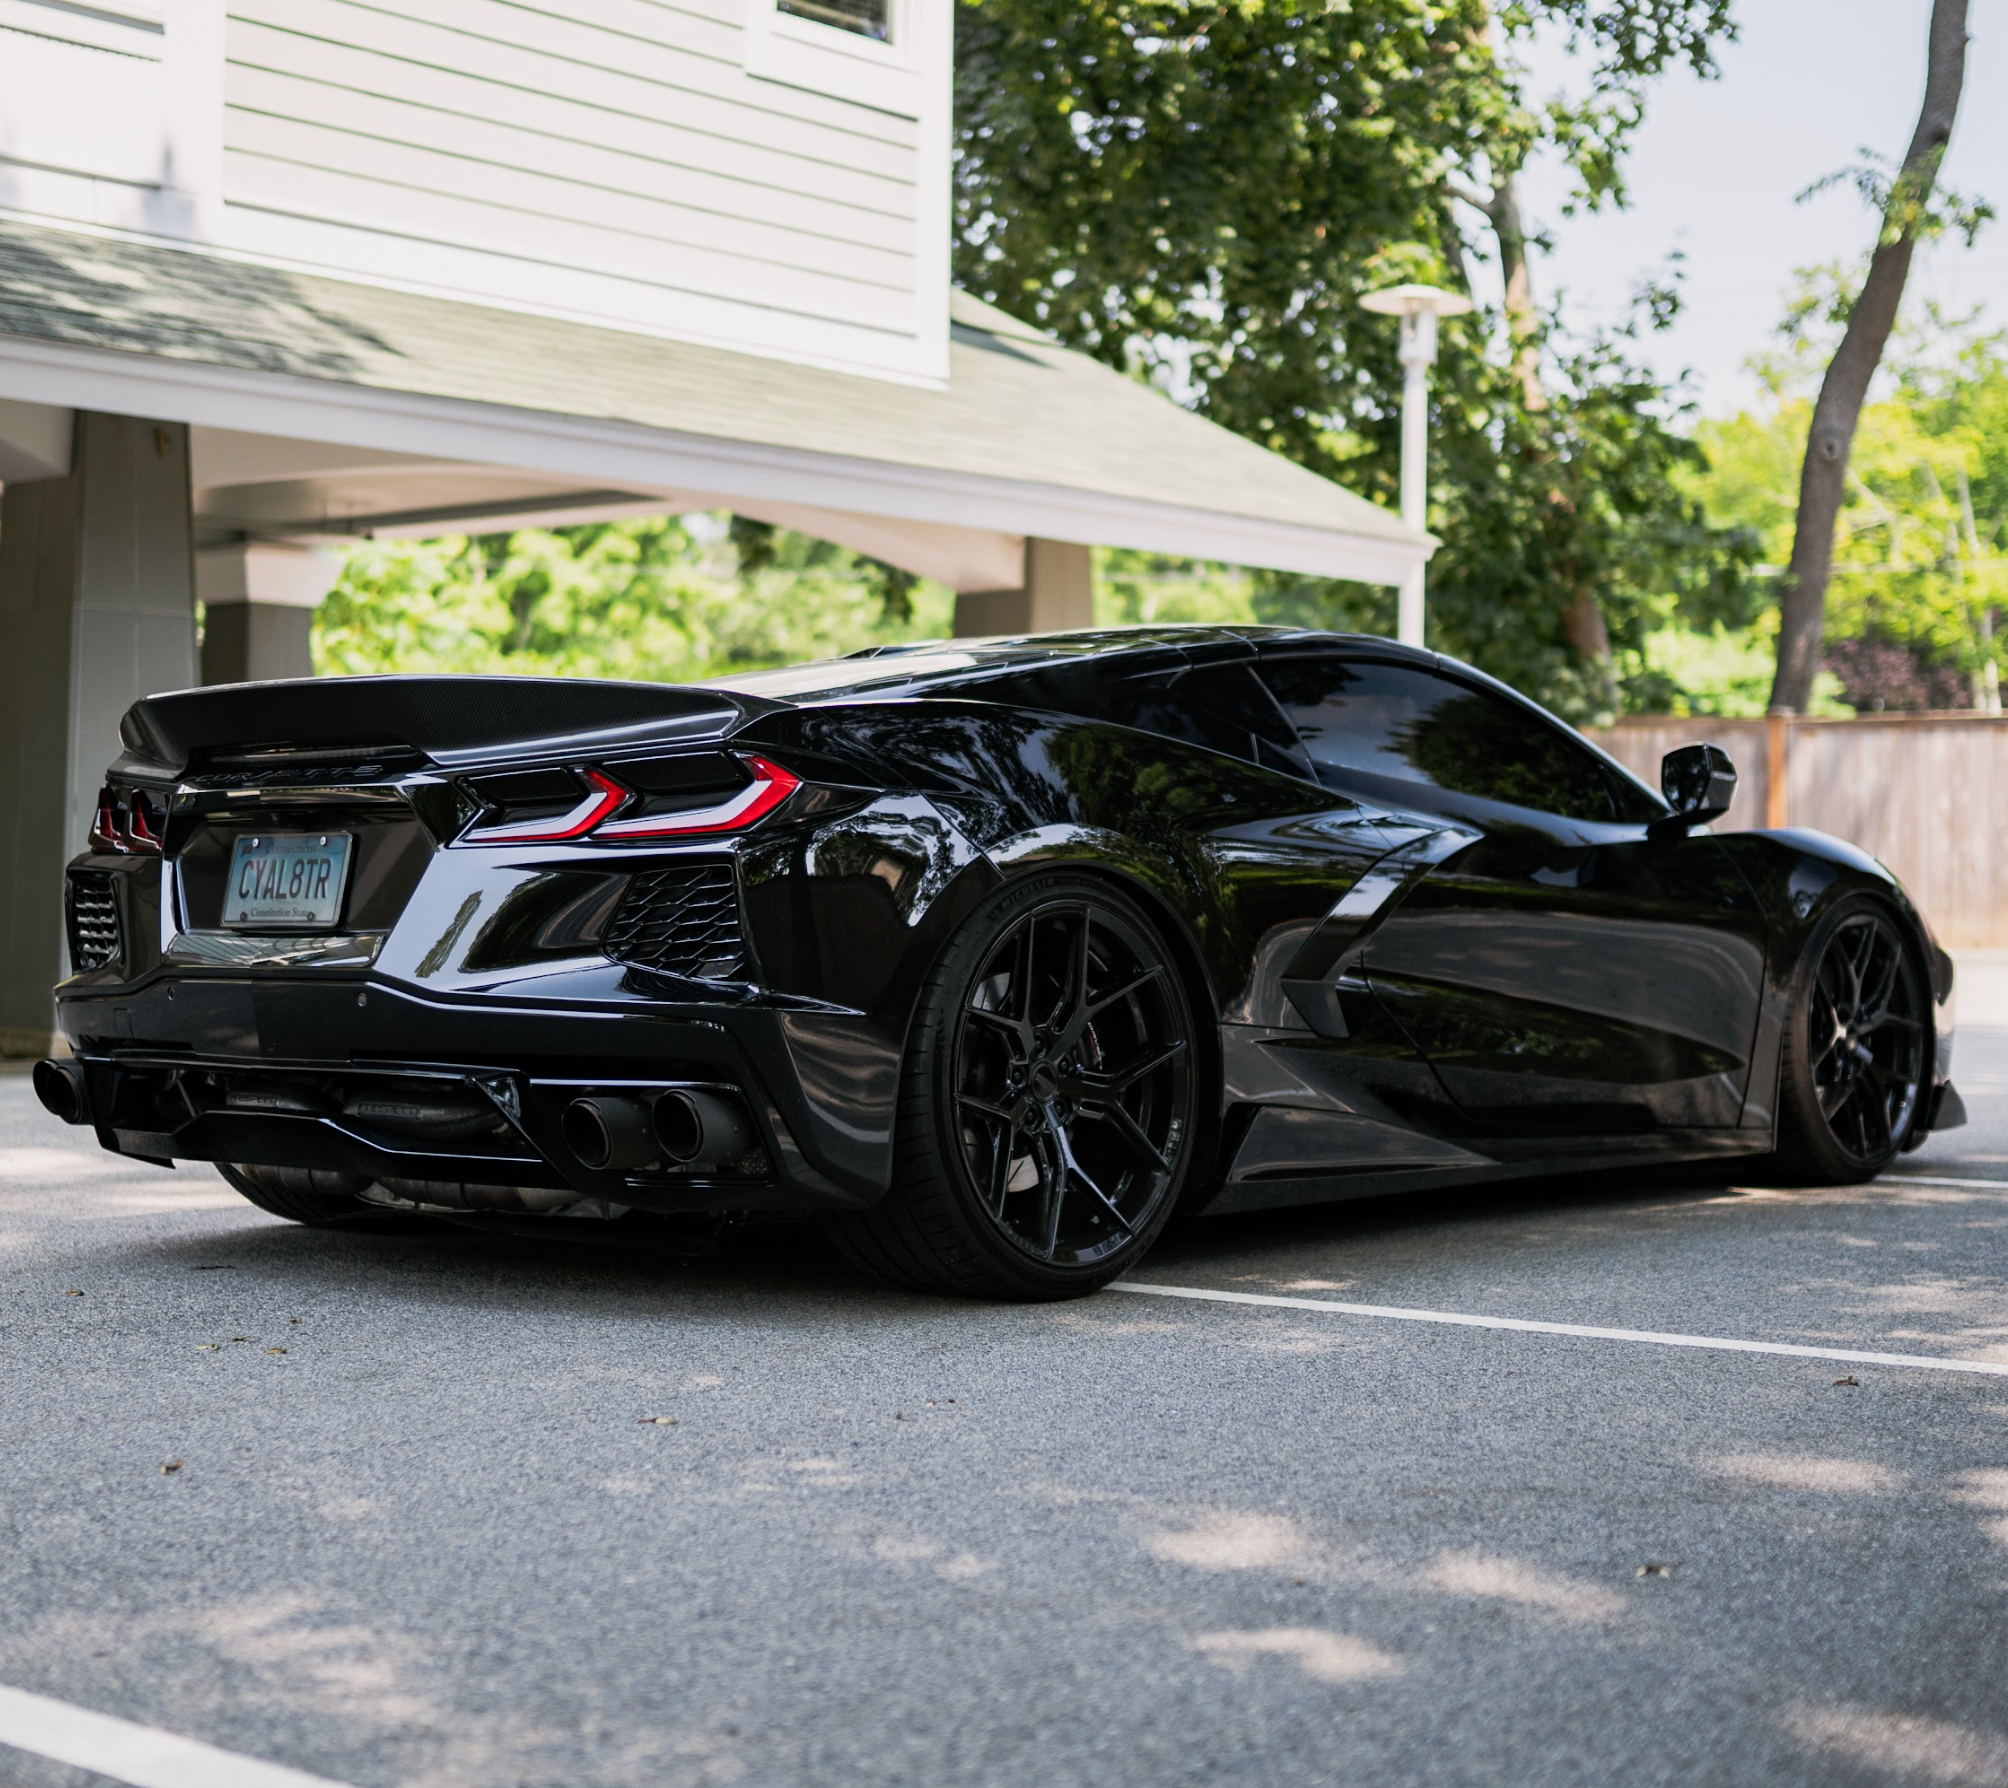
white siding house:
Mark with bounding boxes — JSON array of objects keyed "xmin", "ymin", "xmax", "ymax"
[
  {"xmin": 2, "ymin": 0, "xmax": 950, "ymax": 381},
  {"xmin": 0, "ymin": 0, "xmax": 1434, "ymax": 1051}
]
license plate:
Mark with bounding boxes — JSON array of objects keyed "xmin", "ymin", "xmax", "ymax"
[{"xmin": 222, "ymin": 833, "xmax": 354, "ymax": 929}]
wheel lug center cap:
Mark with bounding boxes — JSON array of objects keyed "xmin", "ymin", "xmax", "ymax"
[{"xmin": 1029, "ymin": 1065, "xmax": 1060, "ymax": 1102}]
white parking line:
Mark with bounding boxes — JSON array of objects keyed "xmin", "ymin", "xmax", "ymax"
[
  {"xmin": 1108, "ymin": 1282, "xmax": 2008, "ymax": 1378},
  {"xmin": 0, "ymin": 1684, "xmax": 355, "ymax": 1788},
  {"xmin": 1880, "ymin": 1173, "xmax": 2008, "ymax": 1191}
]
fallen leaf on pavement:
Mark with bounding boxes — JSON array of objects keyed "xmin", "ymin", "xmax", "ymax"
[
  {"xmin": 65, "ymin": 1290, "xmax": 83, "ymax": 1297},
  {"xmin": 160, "ymin": 1461, "xmax": 183, "ymax": 1475},
  {"xmin": 1637, "ymin": 1563, "xmax": 1672, "ymax": 1578},
  {"xmin": 637, "ymin": 1416, "xmax": 677, "ymax": 1425},
  {"xmin": 266, "ymin": 1347, "xmax": 287, "ymax": 1355},
  {"xmin": 191, "ymin": 1265, "xmax": 235, "ymax": 1272},
  {"xmin": 1833, "ymin": 1376, "xmax": 1860, "ymax": 1387},
  {"xmin": 230, "ymin": 1336, "xmax": 249, "ymax": 1343},
  {"xmin": 196, "ymin": 1344, "xmax": 220, "ymax": 1351}
]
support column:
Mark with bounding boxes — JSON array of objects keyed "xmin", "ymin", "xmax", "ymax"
[
  {"xmin": 953, "ymin": 537, "xmax": 1094, "ymax": 638},
  {"xmin": 0, "ymin": 413, "xmax": 196, "ymax": 1056},
  {"xmin": 197, "ymin": 543, "xmax": 340, "ymax": 683}
]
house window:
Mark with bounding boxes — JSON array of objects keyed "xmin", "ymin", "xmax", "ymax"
[
  {"xmin": 777, "ymin": 0, "xmax": 890, "ymax": 43},
  {"xmin": 744, "ymin": 0, "xmax": 922, "ymax": 116}
]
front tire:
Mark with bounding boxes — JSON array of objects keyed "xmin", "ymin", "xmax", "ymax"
[
  {"xmin": 1773, "ymin": 896, "xmax": 1929, "ymax": 1184},
  {"xmin": 827, "ymin": 873, "xmax": 1201, "ymax": 1300}
]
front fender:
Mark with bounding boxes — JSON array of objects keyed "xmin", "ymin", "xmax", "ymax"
[{"xmin": 1712, "ymin": 827, "xmax": 1956, "ymax": 1134}]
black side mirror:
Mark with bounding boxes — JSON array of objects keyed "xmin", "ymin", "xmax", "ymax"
[{"xmin": 1661, "ymin": 743, "xmax": 1737, "ymax": 824}]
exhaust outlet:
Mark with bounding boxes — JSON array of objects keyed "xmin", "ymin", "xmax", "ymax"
[
  {"xmin": 652, "ymin": 1088, "xmax": 752, "ymax": 1170},
  {"xmin": 561, "ymin": 1095, "xmax": 657, "ymax": 1171},
  {"xmin": 33, "ymin": 1059, "xmax": 88, "ymax": 1126}
]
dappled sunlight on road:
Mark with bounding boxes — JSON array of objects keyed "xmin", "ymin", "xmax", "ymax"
[
  {"xmin": 1188, "ymin": 1628, "xmax": 1402, "ymax": 1685},
  {"xmin": 1145, "ymin": 1512, "xmax": 1312, "ymax": 1573},
  {"xmin": 1779, "ymin": 1703, "xmax": 2008, "ymax": 1787},
  {"xmin": 1703, "ymin": 1453, "xmax": 1902, "ymax": 1495},
  {"xmin": 1421, "ymin": 1553, "xmax": 1625, "ymax": 1622}
]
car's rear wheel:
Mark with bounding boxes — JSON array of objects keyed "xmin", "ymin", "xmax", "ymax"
[
  {"xmin": 1774, "ymin": 896, "xmax": 1929, "ymax": 1184},
  {"xmin": 217, "ymin": 1163, "xmax": 383, "ymax": 1225},
  {"xmin": 827, "ymin": 872, "xmax": 1200, "ymax": 1300}
]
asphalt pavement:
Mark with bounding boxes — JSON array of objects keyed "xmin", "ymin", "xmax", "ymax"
[{"xmin": 6, "ymin": 1005, "xmax": 2008, "ymax": 1787}]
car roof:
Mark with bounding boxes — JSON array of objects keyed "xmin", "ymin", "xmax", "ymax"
[{"xmin": 698, "ymin": 624, "xmax": 1437, "ymax": 704}]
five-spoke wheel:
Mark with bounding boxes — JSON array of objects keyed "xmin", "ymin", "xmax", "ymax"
[
  {"xmin": 1778, "ymin": 897, "xmax": 1928, "ymax": 1182},
  {"xmin": 954, "ymin": 896, "xmax": 1192, "ymax": 1268},
  {"xmin": 827, "ymin": 872, "xmax": 1200, "ymax": 1298}
]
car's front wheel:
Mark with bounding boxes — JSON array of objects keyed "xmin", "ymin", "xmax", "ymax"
[
  {"xmin": 828, "ymin": 872, "xmax": 1201, "ymax": 1300},
  {"xmin": 1774, "ymin": 895, "xmax": 1930, "ymax": 1184}
]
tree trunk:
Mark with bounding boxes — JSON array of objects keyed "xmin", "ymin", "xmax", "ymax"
[
  {"xmin": 1482, "ymin": 160, "xmax": 1614, "ymax": 689},
  {"xmin": 1768, "ymin": 0, "xmax": 1971, "ymax": 713},
  {"xmin": 1484, "ymin": 166, "xmax": 1547, "ymax": 415}
]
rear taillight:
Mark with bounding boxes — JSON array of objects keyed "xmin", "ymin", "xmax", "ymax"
[
  {"xmin": 89, "ymin": 788, "xmax": 121, "ymax": 852},
  {"xmin": 464, "ymin": 769, "xmax": 628, "ymax": 845},
  {"xmin": 595, "ymin": 756, "xmax": 800, "ymax": 840},
  {"xmin": 461, "ymin": 755, "xmax": 799, "ymax": 846},
  {"xmin": 89, "ymin": 785, "xmax": 163, "ymax": 855}
]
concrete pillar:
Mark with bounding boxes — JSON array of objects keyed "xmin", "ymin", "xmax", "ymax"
[
  {"xmin": 953, "ymin": 537, "xmax": 1094, "ymax": 638},
  {"xmin": 0, "ymin": 413, "xmax": 197, "ymax": 1056},
  {"xmin": 197, "ymin": 542, "xmax": 340, "ymax": 683}
]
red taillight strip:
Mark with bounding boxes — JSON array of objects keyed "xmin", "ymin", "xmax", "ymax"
[
  {"xmin": 89, "ymin": 789, "xmax": 123, "ymax": 853},
  {"xmin": 593, "ymin": 755, "xmax": 801, "ymax": 840},
  {"xmin": 464, "ymin": 767, "xmax": 629, "ymax": 844},
  {"xmin": 125, "ymin": 797, "xmax": 161, "ymax": 853}
]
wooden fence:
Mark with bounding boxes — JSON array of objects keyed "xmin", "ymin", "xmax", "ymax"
[{"xmin": 1589, "ymin": 715, "xmax": 2008, "ymax": 948}]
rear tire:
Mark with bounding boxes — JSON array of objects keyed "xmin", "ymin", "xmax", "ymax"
[
  {"xmin": 217, "ymin": 1163, "xmax": 382, "ymax": 1226},
  {"xmin": 1773, "ymin": 895, "xmax": 1929, "ymax": 1185},
  {"xmin": 826, "ymin": 872, "xmax": 1202, "ymax": 1300}
]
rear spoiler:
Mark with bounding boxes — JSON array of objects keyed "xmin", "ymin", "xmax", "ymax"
[{"xmin": 116, "ymin": 675, "xmax": 780, "ymax": 776}]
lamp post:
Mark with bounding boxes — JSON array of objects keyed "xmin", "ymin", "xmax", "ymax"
[{"xmin": 1359, "ymin": 283, "xmax": 1472, "ymax": 649}]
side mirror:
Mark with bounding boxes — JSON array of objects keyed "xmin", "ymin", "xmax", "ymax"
[{"xmin": 1661, "ymin": 743, "xmax": 1737, "ymax": 824}]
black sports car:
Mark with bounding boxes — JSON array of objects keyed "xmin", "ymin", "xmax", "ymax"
[{"xmin": 37, "ymin": 626, "xmax": 1965, "ymax": 1299}]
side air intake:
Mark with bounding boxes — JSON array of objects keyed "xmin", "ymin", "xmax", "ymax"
[
  {"xmin": 66, "ymin": 872, "xmax": 121, "ymax": 972},
  {"xmin": 604, "ymin": 865, "xmax": 746, "ymax": 981}
]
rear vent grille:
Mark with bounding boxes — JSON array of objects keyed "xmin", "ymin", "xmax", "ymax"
[
  {"xmin": 67, "ymin": 872, "xmax": 121, "ymax": 972},
  {"xmin": 604, "ymin": 866, "xmax": 746, "ymax": 981}
]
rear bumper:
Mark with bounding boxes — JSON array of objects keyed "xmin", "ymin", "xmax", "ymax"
[{"xmin": 53, "ymin": 970, "xmax": 898, "ymax": 1214}]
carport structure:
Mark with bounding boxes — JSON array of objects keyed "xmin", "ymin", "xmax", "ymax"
[{"xmin": 0, "ymin": 217, "xmax": 1429, "ymax": 1054}]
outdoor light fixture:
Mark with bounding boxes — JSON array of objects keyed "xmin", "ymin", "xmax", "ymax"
[{"xmin": 1359, "ymin": 282, "xmax": 1473, "ymax": 649}]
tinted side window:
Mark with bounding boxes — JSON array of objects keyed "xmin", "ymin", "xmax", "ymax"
[
  {"xmin": 1163, "ymin": 662, "xmax": 1310, "ymax": 778},
  {"xmin": 1258, "ymin": 657, "xmax": 1616, "ymax": 821},
  {"xmin": 974, "ymin": 661, "xmax": 1304, "ymax": 774}
]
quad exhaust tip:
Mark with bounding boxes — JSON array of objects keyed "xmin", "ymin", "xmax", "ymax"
[
  {"xmin": 33, "ymin": 1059, "xmax": 88, "ymax": 1126},
  {"xmin": 561, "ymin": 1088, "xmax": 752, "ymax": 1173}
]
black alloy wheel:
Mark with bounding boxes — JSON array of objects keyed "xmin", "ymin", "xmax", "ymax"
[
  {"xmin": 827, "ymin": 873, "xmax": 1200, "ymax": 1299},
  {"xmin": 1777, "ymin": 898, "xmax": 1928, "ymax": 1182},
  {"xmin": 954, "ymin": 896, "xmax": 1192, "ymax": 1268}
]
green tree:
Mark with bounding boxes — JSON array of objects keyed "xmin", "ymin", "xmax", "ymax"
[
  {"xmin": 314, "ymin": 516, "xmax": 955, "ymax": 681},
  {"xmin": 952, "ymin": 0, "xmax": 1749, "ymax": 722},
  {"xmin": 1767, "ymin": 0, "xmax": 1986, "ymax": 712},
  {"xmin": 1690, "ymin": 288, "xmax": 2008, "ymax": 711}
]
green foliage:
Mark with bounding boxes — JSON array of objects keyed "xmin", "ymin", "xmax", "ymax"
[
  {"xmin": 954, "ymin": 0, "xmax": 1501, "ymax": 479},
  {"xmin": 1685, "ymin": 282, "xmax": 2008, "ymax": 710},
  {"xmin": 953, "ymin": 0, "xmax": 1751, "ymax": 723},
  {"xmin": 314, "ymin": 516, "xmax": 955, "ymax": 682},
  {"xmin": 1426, "ymin": 292, "xmax": 1759, "ymax": 719},
  {"xmin": 1094, "ymin": 547, "xmax": 1255, "ymax": 627}
]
